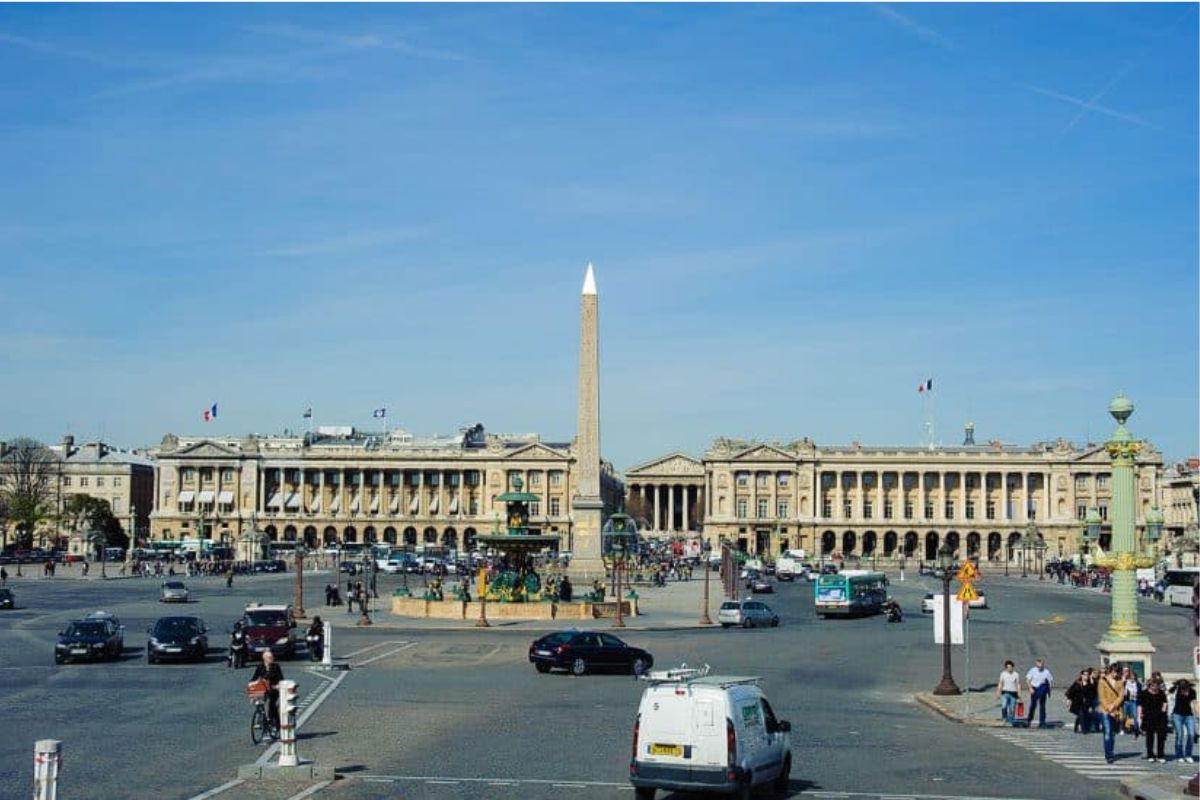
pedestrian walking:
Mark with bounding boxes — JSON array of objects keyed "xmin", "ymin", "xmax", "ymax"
[
  {"xmin": 1066, "ymin": 670, "xmax": 1094, "ymax": 734},
  {"xmin": 996, "ymin": 660, "xmax": 1021, "ymax": 724},
  {"xmin": 1139, "ymin": 677, "xmax": 1169, "ymax": 762},
  {"xmin": 0, "ymin": 566, "xmax": 7, "ymax": 586},
  {"xmin": 1098, "ymin": 663, "xmax": 1124, "ymax": 763},
  {"xmin": 1025, "ymin": 658, "xmax": 1054, "ymax": 729},
  {"xmin": 1122, "ymin": 666, "xmax": 1142, "ymax": 737},
  {"xmin": 1169, "ymin": 678, "xmax": 1197, "ymax": 763}
]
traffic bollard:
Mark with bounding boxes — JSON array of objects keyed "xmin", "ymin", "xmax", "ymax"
[
  {"xmin": 34, "ymin": 739, "xmax": 62, "ymax": 800},
  {"xmin": 277, "ymin": 680, "xmax": 299, "ymax": 767},
  {"xmin": 321, "ymin": 620, "xmax": 332, "ymax": 668}
]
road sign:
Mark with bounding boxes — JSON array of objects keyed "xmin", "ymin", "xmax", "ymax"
[
  {"xmin": 956, "ymin": 562, "xmax": 979, "ymax": 581},
  {"xmin": 957, "ymin": 582, "xmax": 979, "ymax": 602}
]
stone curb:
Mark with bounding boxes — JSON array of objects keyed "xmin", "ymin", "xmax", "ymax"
[
  {"xmin": 914, "ymin": 692, "xmax": 1009, "ymax": 727},
  {"xmin": 323, "ymin": 620, "xmax": 714, "ymax": 634},
  {"xmin": 1121, "ymin": 774, "xmax": 1197, "ymax": 800}
]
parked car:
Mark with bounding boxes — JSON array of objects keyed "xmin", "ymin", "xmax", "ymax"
[
  {"xmin": 750, "ymin": 576, "xmax": 774, "ymax": 594},
  {"xmin": 339, "ymin": 561, "xmax": 362, "ymax": 575},
  {"xmin": 968, "ymin": 592, "xmax": 988, "ymax": 609},
  {"xmin": 742, "ymin": 569, "xmax": 763, "ymax": 589},
  {"xmin": 629, "ymin": 665, "xmax": 791, "ymax": 799},
  {"xmin": 528, "ymin": 630, "xmax": 654, "ymax": 676},
  {"xmin": 159, "ymin": 581, "xmax": 190, "ymax": 603},
  {"xmin": 921, "ymin": 593, "xmax": 936, "ymax": 613},
  {"xmin": 0, "ymin": 588, "xmax": 14, "ymax": 609},
  {"xmin": 55, "ymin": 618, "xmax": 123, "ymax": 663},
  {"xmin": 241, "ymin": 603, "xmax": 297, "ymax": 659},
  {"xmin": 146, "ymin": 616, "xmax": 209, "ymax": 663},
  {"xmin": 717, "ymin": 599, "xmax": 780, "ymax": 629}
]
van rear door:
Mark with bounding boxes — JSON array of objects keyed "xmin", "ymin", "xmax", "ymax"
[{"xmin": 638, "ymin": 688, "xmax": 693, "ymax": 767}]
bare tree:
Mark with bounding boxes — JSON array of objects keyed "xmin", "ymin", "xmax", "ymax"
[
  {"xmin": 0, "ymin": 438, "xmax": 60, "ymax": 550},
  {"xmin": 688, "ymin": 492, "xmax": 706, "ymax": 533},
  {"xmin": 625, "ymin": 492, "xmax": 652, "ymax": 532}
]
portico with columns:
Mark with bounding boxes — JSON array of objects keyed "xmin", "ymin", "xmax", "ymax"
[{"xmin": 624, "ymin": 453, "xmax": 706, "ymax": 539}]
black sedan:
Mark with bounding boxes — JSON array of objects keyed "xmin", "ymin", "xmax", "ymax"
[
  {"xmin": 528, "ymin": 630, "xmax": 653, "ymax": 676},
  {"xmin": 55, "ymin": 619, "xmax": 123, "ymax": 663},
  {"xmin": 146, "ymin": 616, "xmax": 210, "ymax": 664},
  {"xmin": 750, "ymin": 576, "xmax": 775, "ymax": 593}
]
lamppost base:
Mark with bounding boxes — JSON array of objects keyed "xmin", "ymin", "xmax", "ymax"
[
  {"xmin": 699, "ymin": 613, "xmax": 713, "ymax": 625},
  {"xmin": 474, "ymin": 617, "xmax": 490, "ymax": 628},
  {"xmin": 932, "ymin": 678, "xmax": 962, "ymax": 696},
  {"xmin": 611, "ymin": 618, "xmax": 626, "ymax": 628},
  {"xmin": 356, "ymin": 614, "xmax": 372, "ymax": 626},
  {"xmin": 1097, "ymin": 637, "xmax": 1156, "ymax": 678}
]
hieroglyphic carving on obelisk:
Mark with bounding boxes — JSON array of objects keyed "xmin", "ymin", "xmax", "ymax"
[{"xmin": 570, "ymin": 262, "xmax": 605, "ymax": 576}]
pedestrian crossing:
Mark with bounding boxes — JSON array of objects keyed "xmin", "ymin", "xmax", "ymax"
[{"xmin": 983, "ymin": 727, "xmax": 1159, "ymax": 781}]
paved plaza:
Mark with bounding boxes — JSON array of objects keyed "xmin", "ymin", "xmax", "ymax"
[{"xmin": 0, "ymin": 567, "xmax": 1196, "ymax": 800}]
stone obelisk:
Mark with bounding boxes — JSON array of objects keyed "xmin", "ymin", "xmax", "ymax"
[{"xmin": 570, "ymin": 262, "xmax": 605, "ymax": 577}]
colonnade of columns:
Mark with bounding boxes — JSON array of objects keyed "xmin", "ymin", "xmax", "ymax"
[{"xmin": 628, "ymin": 482, "xmax": 704, "ymax": 534}]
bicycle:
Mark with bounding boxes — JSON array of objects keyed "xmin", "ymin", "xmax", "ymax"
[{"xmin": 246, "ymin": 680, "xmax": 279, "ymax": 745}]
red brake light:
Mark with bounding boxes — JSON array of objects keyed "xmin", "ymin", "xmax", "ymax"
[
  {"xmin": 556, "ymin": 644, "xmax": 570, "ymax": 653},
  {"xmin": 726, "ymin": 718, "xmax": 737, "ymax": 766},
  {"xmin": 631, "ymin": 714, "xmax": 640, "ymax": 761}
]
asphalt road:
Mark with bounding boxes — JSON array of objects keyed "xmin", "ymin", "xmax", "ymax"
[{"xmin": 0, "ymin": 569, "xmax": 1195, "ymax": 800}]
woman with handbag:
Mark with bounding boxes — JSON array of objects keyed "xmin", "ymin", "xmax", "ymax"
[
  {"xmin": 1066, "ymin": 670, "xmax": 1093, "ymax": 734},
  {"xmin": 1098, "ymin": 663, "xmax": 1124, "ymax": 764},
  {"xmin": 1169, "ymin": 678, "xmax": 1197, "ymax": 763},
  {"xmin": 1139, "ymin": 677, "xmax": 1169, "ymax": 762}
]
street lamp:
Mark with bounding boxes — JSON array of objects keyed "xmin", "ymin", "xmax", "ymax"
[
  {"xmin": 932, "ymin": 542, "xmax": 961, "ymax": 696},
  {"xmin": 1034, "ymin": 537, "xmax": 1047, "ymax": 581},
  {"xmin": 294, "ymin": 545, "xmax": 306, "ymax": 619},
  {"xmin": 700, "ymin": 539, "xmax": 713, "ymax": 625}
]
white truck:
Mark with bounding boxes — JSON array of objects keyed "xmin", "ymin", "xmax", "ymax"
[
  {"xmin": 629, "ymin": 665, "xmax": 792, "ymax": 800},
  {"xmin": 774, "ymin": 550, "xmax": 807, "ymax": 582}
]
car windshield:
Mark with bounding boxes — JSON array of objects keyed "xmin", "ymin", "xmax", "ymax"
[
  {"xmin": 244, "ymin": 610, "xmax": 287, "ymax": 627},
  {"xmin": 154, "ymin": 618, "xmax": 198, "ymax": 636},
  {"xmin": 164, "ymin": 582, "xmax": 186, "ymax": 590},
  {"xmin": 67, "ymin": 622, "xmax": 108, "ymax": 637},
  {"xmin": 539, "ymin": 632, "xmax": 573, "ymax": 646}
]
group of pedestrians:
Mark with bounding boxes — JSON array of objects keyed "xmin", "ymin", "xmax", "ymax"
[{"xmin": 1008, "ymin": 657, "xmax": 1198, "ymax": 765}]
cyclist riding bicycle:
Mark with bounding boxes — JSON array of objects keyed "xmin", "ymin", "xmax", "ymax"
[{"xmin": 250, "ymin": 649, "xmax": 284, "ymax": 729}]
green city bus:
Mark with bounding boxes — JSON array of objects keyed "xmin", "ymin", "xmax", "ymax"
[{"xmin": 814, "ymin": 570, "xmax": 890, "ymax": 617}]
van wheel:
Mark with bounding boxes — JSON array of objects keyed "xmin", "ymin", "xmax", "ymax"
[
  {"xmin": 736, "ymin": 772, "xmax": 753, "ymax": 800},
  {"xmin": 634, "ymin": 788, "xmax": 656, "ymax": 800},
  {"xmin": 570, "ymin": 657, "xmax": 587, "ymax": 676},
  {"xmin": 742, "ymin": 618, "xmax": 753, "ymax": 629},
  {"xmin": 721, "ymin": 623, "xmax": 731, "ymax": 629},
  {"xmin": 770, "ymin": 617, "xmax": 779, "ymax": 627},
  {"xmin": 774, "ymin": 756, "xmax": 791, "ymax": 794},
  {"xmin": 535, "ymin": 662, "xmax": 550, "ymax": 674}
]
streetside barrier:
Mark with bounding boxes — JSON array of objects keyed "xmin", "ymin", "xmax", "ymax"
[
  {"xmin": 277, "ymin": 680, "xmax": 299, "ymax": 767},
  {"xmin": 34, "ymin": 739, "xmax": 62, "ymax": 800},
  {"xmin": 321, "ymin": 620, "xmax": 333, "ymax": 668}
]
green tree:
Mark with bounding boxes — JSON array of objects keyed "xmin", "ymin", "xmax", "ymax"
[
  {"xmin": 0, "ymin": 438, "xmax": 59, "ymax": 550},
  {"xmin": 63, "ymin": 494, "xmax": 128, "ymax": 551}
]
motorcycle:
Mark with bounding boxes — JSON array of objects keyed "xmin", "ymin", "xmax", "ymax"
[
  {"xmin": 884, "ymin": 600, "xmax": 903, "ymax": 624},
  {"xmin": 228, "ymin": 630, "xmax": 247, "ymax": 669},
  {"xmin": 306, "ymin": 631, "xmax": 324, "ymax": 662}
]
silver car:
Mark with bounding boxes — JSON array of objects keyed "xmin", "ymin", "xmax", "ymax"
[
  {"xmin": 717, "ymin": 599, "xmax": 780, "ymax": 628},
  {"xmin": 159, "ymin": 581, "xmax": 190, "ymax": 603}
]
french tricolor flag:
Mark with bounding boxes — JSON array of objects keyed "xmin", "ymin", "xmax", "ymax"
[
  {"xmin": 918, "ymin": 379, "xmax": 933, "ymax": 394},
  {"xmin": 203, "ymin": 403, "xmax": 218, "ymax": 422}
]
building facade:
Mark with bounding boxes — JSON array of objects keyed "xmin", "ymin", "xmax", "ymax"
[
  {"xmin": 147, "ymin": 424, "xmax": 623, "ymax": 556},
  {"xmin": 1160, "ymin": 459, "xmax": 1199, "ymax": 566},
  {"xmin": 45, "ymin": 436, "xmax": 154, "ymax": 551},
  {"xmin": 629, "ymin": 426, "xmax": 1166, "ymax": 565}
]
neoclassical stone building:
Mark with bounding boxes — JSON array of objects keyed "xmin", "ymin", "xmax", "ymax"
[
  {"xmin": 148, "ymin": 424, "xmax": 623, "ymax": 555},
  {"xmin": 629, "ymin": 426, "xmax": 1165, "ymax": 564}
]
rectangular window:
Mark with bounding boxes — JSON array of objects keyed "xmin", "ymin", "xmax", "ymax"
[
  {"xmin": 530, "ymin": 501, "xmax": 541, "ymax": 516},
  {"xmin": 822, "ymin": 500, "xmax": 832, "ymax": 519},
  {"xmin": 757, "ymin": 499, "xmax": 769, "ymax": 518},
  {"xmin": 736, "ymin": 499, "xmax": 748, "ymax": 519},
  {"xmin": 863, "ymin": 501, "xmax": 873, "ymax": 520},
  {"xmin": 390, "ymin": 473, "xmax": 402, "ymax": 488},
  {"xmin": 924, "ymin": 502, "xmax": 934, "ymax": 520},
  {"xmin": 1027, "ymin": 501, "xmax": 1037, "ymax": 520},
  {"xmin": 736, "ymin": 472, "xmax": 749, "ymax": 487},
  {"xmin": 449, "ymin": 473, "xmax": 461, "ymax": 487},
  {"xmin": 777, "ymin": 474, "xmax": 789, "ymax": 487},
  {"xmin": 1098, "ymin": 502, "xmax": 1108, "ymax": 520},
  {"xmin": 427, "ymin": 472, "xmax": 440, "ymax": 487},
  {"xmin": 549, "ymin": 471, "xmax": 563, "ymax": 487},
  {"xmin": 96, "ymin": 477, "xmax": 105, "ymax": 487},
  {"xmin": 756, "ymin": 473, "xmax": 769, "ymax": 489},
  {"xmin": 181, "ymin": 467, "xmax": 194, "ymax": 482},
  {"xmin": 986, "ymin": 500, "xmax": 996, "ymax": 520},
  {"xmin": 550, "ymin": 498, "xmax": 560, "ymax": 516},
  {"xmin": 111, "ymin": 498, "xmax": 121, "ymax": 513},
  {"xmin": 1075, "ymin": 474, "xmax": 1089, "ymax": 490},
  {"xmin": 883, "ymin": 500, "xmax": 893, "ymax": 519},
  {"xmin": 904, "ymin": 501, "xmax": 914, "ymax": 520},
  {"xmin": 944, "ymin": 501, "xmax": 954, "ymax": 518},
  {"xmin": 180, "ymin": 502, "xmax": 194, "ymax": 514},
  {"xmin": 777, "ymin": 500, "xmax": 788, "ymax": 518},
  {"xmin": 62, "ymin": 476, "xmax": 71, "ymax": 487},
  {"xmin": 465, "ymin": 471, "xmax": 480, "ymax": 487},
  {"xmin": 407, "ymin": 472, "xmax": 419, "ymax": 487},
  {"xmin": 1097, "ymin": 474, "xmax": 1110, "ymax": 490},
  {"xmin": 80, "ymin": 477, "xmax": 89, "ymax": 487},
  {"xmin": 528, "ymin": 472, "xmax": 541, "ymax": 486},
  {"xmin": 469, "ymin": 498, "xmax": 480, "ymax": 515},
  {"xmin": 843, "ymin": 501, "xmax": 852, "ymax": 518},
  {"xmin": 965, "ymin": 500, "xmax": 975, "ymax": 520},
  {"xmin": 200, "ymin": 467, "xmax": 213, "ymax": 481},
  {"xmin": 1076, "ymin": 503, "xmax": 1088, "ymax": 520}
]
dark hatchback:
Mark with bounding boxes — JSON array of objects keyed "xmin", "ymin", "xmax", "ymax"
[
  {"xmin": 147, "ymin": 616, "xmax": 210, "ymax": 663},
  {"xmin": 55, "ymin": 619, "xmax": 122, "ymax": 664},
  {"xmin": 528, "ymin": 630, "xmax": 653, "ymax": 676}
]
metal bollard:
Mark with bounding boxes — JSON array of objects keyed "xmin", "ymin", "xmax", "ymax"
[
  {"xmin": 277, "ymin": 680, "xmax": 299, "ymax": 767},
  {"xmin": 321, "ymin": 620, "xmax": 332, "ymax": 668},
  {"xmin": 34, "ymin": 739, "xmax": 62, "ymax": 800}
]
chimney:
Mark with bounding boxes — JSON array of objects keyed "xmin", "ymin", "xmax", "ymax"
[
  {"xmin": 963, "ymin": 422, "xmax": 976, "ymax": 446},
  {"xmin": 62, "ymin": 434, "xmax": 75, "ymax": 456}
]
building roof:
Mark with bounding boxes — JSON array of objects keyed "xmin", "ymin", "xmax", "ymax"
[{"xmin": 51, "ymin": 441, "xmax": 155, "ymax": 468}]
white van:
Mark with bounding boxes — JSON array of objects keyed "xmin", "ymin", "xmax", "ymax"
[
  {"xmin": 629, "ymin": 665, "xmax": 792, "ymax": 799},
  {"xmin": 775, "ymin": 550, "xmax": 806, "ymax": 581}
]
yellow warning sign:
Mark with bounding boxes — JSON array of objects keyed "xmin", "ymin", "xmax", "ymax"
[
  {"xmin": 956, "ymin": 562, "xmax": 980, "ymax": 581},
  {"xmin": 956, "ymin": 582, "xmax": 979, "ymax": 602}
]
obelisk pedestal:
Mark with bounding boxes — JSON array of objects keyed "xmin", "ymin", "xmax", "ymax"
[{"xmin": 569, "ymin": 263, "xmax": 606, "ymax": 580}]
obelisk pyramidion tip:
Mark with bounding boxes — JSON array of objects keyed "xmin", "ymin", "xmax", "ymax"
[{"xmin": 582, "ymin": 262, "xmax": 597, "ymax": 295}]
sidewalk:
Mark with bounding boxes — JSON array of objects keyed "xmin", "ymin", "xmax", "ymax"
[
  {"xmin": 329, "ymin": 574, "xmax": 721, "ymax": 632},
  {"xmin": 915, "ymin": 691, "xmax": 1009, "ymax": 728}
]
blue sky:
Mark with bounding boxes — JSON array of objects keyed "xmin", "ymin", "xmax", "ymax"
[{"xmin": 0, "ymin": 3, "xmax": 1196, "ymax": 470}]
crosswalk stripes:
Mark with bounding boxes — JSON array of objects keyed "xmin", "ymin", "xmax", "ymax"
[{"xmin": 983, "ymin": 727, "xmax": 1158, "ymax": 781}]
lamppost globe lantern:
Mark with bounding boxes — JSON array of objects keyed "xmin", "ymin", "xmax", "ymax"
[
  {"xmin": 937, "ymin": 542, "xmax": 955, "ymax": 572},
  {"xmin": 1083, "ymin": 507, "xmax": 1103, "ymax": 543},
  {"xmin": 1144, "ymin": 507, "xmax": 1164, "ymax": 544}
]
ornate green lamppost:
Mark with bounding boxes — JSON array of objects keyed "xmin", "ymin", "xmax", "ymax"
[{"xmin": 1082, "ymin": 393, "xmax": 1157, "ymax": 677}]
